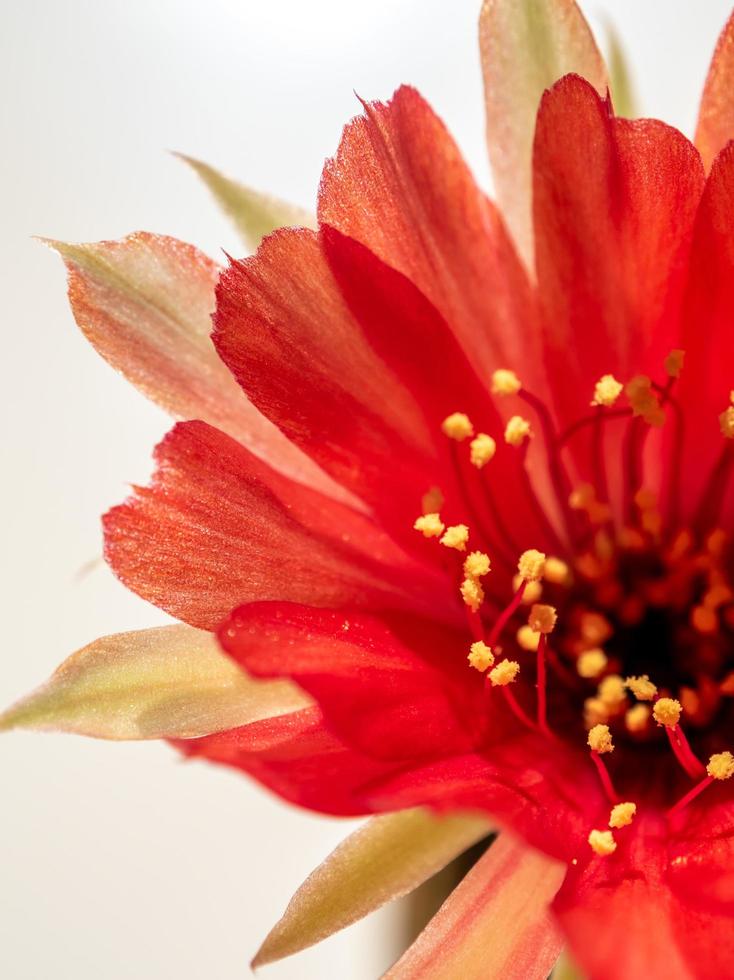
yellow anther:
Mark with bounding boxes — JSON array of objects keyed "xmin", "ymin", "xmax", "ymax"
[
  {"xmin": 413, "ymin": 512, "xmax": 445, "ymax": 538},
  {"xmin": 584, "ymin": 697, "xmax": 610, "ymax": 728},
  {"xmin": 577, "ymin": 648, "xmax": 608, "ymax": 679},
  {"xmin": 464, "ymin": 551, "xmax": 491, "ymax": 579},
  {"xmin": 504, "ymin": 415, "xmax": 532, "ymax": 446},
  {"xmin": 652, "ymin": 697, "xmax": 682, "ymax": 728},
  {"xmin": 516, "ymin": 624, "xmax": 540, "ymax": 652},
  {"xmin": 625, "ymin": 703, "xmax": 651, "ymax": 733},
  {"xmin": 569, "ymin": 483, "xmax": 596, "ymax": 511},
  {"xmin": 692, "ymin": 604, "xmax": 718, "ymax": 634},
  {"xmin": 626, "ymin": 375, "xmax": 665, "ymax": 427},
  {"xmin": 598, "ymin": 675, "xmax": 626, "ymax": 708},
  {"xmin": 421, "ymin": 486, "xmax": 444, "ymax": 514},
  {"xmin": 467, "ymin": 641, "xmax": 494, "ymax": 673},
  {"xmin": 528, "ymin": 603, "xmax": 557, "ymax": 634},
  {"xmin": 664, "ymin": 349, "xmax": 685, "ymax": 378},
  {"xmin": 719, "ymin": 406, "xmax": 734, "ymax": 439},
  {"xmin": 580, "ymin": 611, "xmax": 613, "ymax": 645},
  {"xmin": 544, "ymin": 557, "xmax": 570, "ymax": 585},
  {"xmin": 489, "ymin": 660, "xmax": 520, "ymax": 686},
  {"xmin": 588, "ymin": 829, "xmax": 617, "ymax": 857},
  {"xmin": 491, "ymin": 368, "xmax": 521, "ymax": 396},
  {"xmin": 518, "ymin": 549, "xmax": 546, "ymax": 582},
  {"xmin": 460, "ymin": 576, "xmax": 485, "ymax": 612},
  {"xmin": 609, "ymin": 802, "xmax": 637, "ymax": 829},
  {"xmin": 625, "ymin": 675, "xmax": 658, "ymax": 701},
  {"xmin": 591, "ymin": 374, "xmax": 623, "ymax": 407},
  {"xmin": 512, "ymin": 573, "xmax": 542, "ymax": 603},
  {"xmin": 469, "ymin": 433, "xmax": 497, "ymax": 468},
  {"xmin": 707, "ymin": 751, "xmax": 734, "ymax": 780},
  {"xmin": 441, "ymin": 412, "xmax": 474, "ymax": 441},
  {"xmin": 588, "ymin": 723, "xmax": 614, "ymax": 754},
  {"xmin": 440, "ymin": 524, "xmax": 469, "ymax": 551}
]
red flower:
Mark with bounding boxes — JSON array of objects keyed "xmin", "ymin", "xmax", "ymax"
[{"xmin": 9, "ymin": 3, "xmax": 734, "ymax": 977}]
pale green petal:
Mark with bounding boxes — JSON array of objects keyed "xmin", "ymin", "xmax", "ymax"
[
  {"xmin": 176, "ymin": 153, "xmax": 317, "ymax": 251},
  {"xmin": 0, "ymin": 624, "xmax": 310, "ymax": 740},
  {"xmin": 606, "ymin": 21, "xmax": 637, "ymax": 119},
  {"xmin": 479, "ymin": 0, "xmax": 608, "ymax": 269},
  {"xmin": 252, "ymin": 808, "xmax": 492, "ymax": 968}
]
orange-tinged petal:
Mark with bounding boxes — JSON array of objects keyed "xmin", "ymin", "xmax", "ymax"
[
  {"xmin": 695, "ymin": 10, "xmax": 734, "ymax": 172},
  {"xmin": 0, "ymin": 624, "xmax": 310, "ymax": 740},
  {"xmin": 383, "ymin": 834, "xmax": 564, "ymax": 979},
  {"xmin": 252, "ymin": 808, "xmax": 492, "ymax": 968},
  {"xmin": 46, "ymin": 233, "xmax": 342, "ymax": 499},
  {"xmin": 175, "ymin": 153, "xmax": 316, "ymax": 251},
  {"xmin": 479, "ymin": 0, "xmax": 607, "ymax": 268}
]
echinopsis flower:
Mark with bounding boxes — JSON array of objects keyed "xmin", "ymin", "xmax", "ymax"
[{"xmin": 7, "ymin": 1, "xmax": 734, "ymax": 977}]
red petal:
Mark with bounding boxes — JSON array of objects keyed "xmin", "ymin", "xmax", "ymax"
[
  {"xmin": 556, "ymin": 813, "xmax": 734, "ymax": 979},
  {"xmin": 533, "ymin": 75, "xmax": 705, "ymax": 434},
  {"xmin": 175, "ymin": 706, "xmax": 401, "ymax": 817},
  {"xmin": 104, "ymin": 421, "xmax": 448, "ymax": 630},
  {"xmin": 678, "ymin": 143, "xmax": 734, "ymax": 517},
  {"xmin": 384, "ymin": 834, "xmax": 564, "ymax": 980},
  {"xmin": 318, "ymin": 86, "xmax": 541, "ymax": 387},
  {"xmin": 219, "ymin": 603, "xmax": 481, "ymax": 762},
  {"xmin": 695, "ymin": 11, "xmax": 734, "ymax": 172}
]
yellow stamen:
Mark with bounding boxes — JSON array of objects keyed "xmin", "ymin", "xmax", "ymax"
[
  {"xmin": 504, "ymin": 415, "xmax": 532, "ymax": 446},
  {"xmin": 625, "ymin": 675, "xmax": 658, "ymax": 702},
  {"xmin": 588, "ymin": 723, "xmax": 614, "ymax": 754},
  {"xmin": 569, "ymin": 483, "xmax": 596, "ymax": 511},
  {"xmin": 584, "ymin": 697, "xmax": 610, "ymax": 728},
  {"xmin": 441, "ymin": 412, "xmax": 474, "ymax": 441},
  {"xmin": 518, "ymin": 549, "xmax": 546, "ymax": 582},
  {"xmin": 491, "ymin": 368, "xmax": 521, "ymax": 396},
  {"xmin": 421, "ymin": 486, "xmax": 444, "ymax": 514},
  {"xmin": 719, "ymin": 406, "xmax": 734, "ymax": 439},
  {"xmin": 707, "ymin": 751, "xmax": 734, "ymax": 780},
  {"xmin": 577, "ymin": 648, "xmax": 608, "ymax": 679},
  {"xmin": 625, "ymin": 703, "xmax": 651, "ymax": 733},
  {"xmin": 580, "ymin": 611, "xmax": 613, "ymax": 645},
  {"xmin": 591, "ymin": 374, "xmax": 623, "ymax": 407},
  {"xmin": 460, "ymin": 576, "xmax": 485, "ymax": 612},
  {"xmin": 528, "ymin": 603, "xmax": 557, "ymax": 634},
  {"xmin": 664, "ymin": 349, "xmax": 685, "ymax": 378},
  {"xmin": 467, "ymin": 641, "xmax": 494, "ymax": 672},
  {"xmin": 512, "ymin": 573, "xmax": 542, "ymax": 603},
  {"xmin": 598, "ymin": 675, "xmax": 627, "ymax": 708},
  {"xmin": 413, "ymin": 512, "xmax": 445, "ymax": 538},
  {"xmin": 440, "ymin": 524, "xmax": 469, "ymax": 551},
  {"xmin": 516, "ymin": 624, "xmax": 540, "ymax": 652},
  {"xmin": 543, "ymin": 557, "xmax": 571, "ymax": 585},
  {"xmin": 609, "ymin": 802, "xmax": 637, "ymax": 829},
  {"xmin": 626, "ymin": 375, "xmax": 665, "ymax": 427},
  {"xmin": 489, "ymin": 660, "xmax": 520, "ymax": 686},
  {"xmin": 464, "ymin": 551, "xmax": 491, "ymax": 579},
  {"xmin": 652, "ymin": 697, "xmax": 682, "ymax": 728},
  {"xmin": 588, "ymin": 829, "xmax": 617, "ymax": 856},
  {"xmin": 469, "ymin": 433, "xmax": 497, "ymax": 468}
]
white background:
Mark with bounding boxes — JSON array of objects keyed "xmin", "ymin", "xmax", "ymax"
[{"xmin": 1, "ymin": 1, "xmax": 731, "ymax": 977}]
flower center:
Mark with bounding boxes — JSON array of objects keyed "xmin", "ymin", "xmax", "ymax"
[{"xmin": 413, "ymin": 353, "xmax": 734, "ymax": 855}]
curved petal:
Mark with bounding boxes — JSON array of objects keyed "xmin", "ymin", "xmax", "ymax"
[
  {"xmin": 555, "ymin": 813, "xmax": 734, "ymax": 979},
  {"xmin": 218, "ymin": 603, "xmax": 483, "ymax": 763},
  {"xmin": 695, "ymin": 10, "xmax": 734, "ymax": 173},
  {"xmin": 175, "ymin": 706, "xmax": 405, "ymax": 817},
  {"xmin": 479, "ymin": 0, "xmax": 607, "ymax": 268},
  {"xmin": 46, "ymin": 233, "xmax": 340, "ymax": 498},
  {"xmin": 533, "ymin": 76, "xmax": 705, "ymax": 447},
  {"xmin": 317, "ymin": 85, "xmax": 541, "ymax": 386},
  {"xmin": 252, "ymin": 808, "xmax": 492, "ymax": 968},
  {"xmin": 0, "ymin": 624, "xmax": 309, "ymax": 740},
  {"xmin": 104, "ymin": 421, "xmax": 449, "ymax": 631},
  {"xmin": 384, "ymin": 834, "xmax": 564, "ymax": 980},
  {"xmin": 678, "ymin": 143, "xmax": 734, "ymax": 517},
  {"xmin": 175, "ymin": 153, "xmax": 316, "ymax": 250}
]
